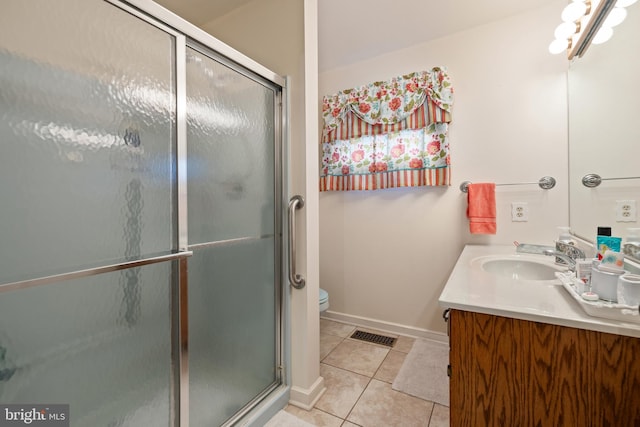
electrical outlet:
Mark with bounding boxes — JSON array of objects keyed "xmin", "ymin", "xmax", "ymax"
[
  {"xmin": 511, "ymin": 202, "xmax": 529, "ymax": 222},
  {"xmin": 616, "ymin": 200, "xmax": 637, "ymax": 222}
]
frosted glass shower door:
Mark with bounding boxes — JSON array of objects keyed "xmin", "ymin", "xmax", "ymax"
[
  {"xmin": 0, "ymin": 1, "xmax": 179, "ymax": 426},
  {"xmin": 186, "ymin": 47, "xmax": 282, "ymax": 426}
]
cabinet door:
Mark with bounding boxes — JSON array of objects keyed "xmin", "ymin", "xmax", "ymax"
[{"xmin": 449, "ymin": 309, "xmax": 640, "ymax": 426}]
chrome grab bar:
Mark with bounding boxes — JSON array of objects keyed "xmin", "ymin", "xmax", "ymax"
[{"xmin": 288, "ymin": 195, "xmax": 306, "ymax": 289}]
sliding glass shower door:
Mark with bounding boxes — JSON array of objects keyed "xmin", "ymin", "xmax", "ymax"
[
  {"xmin": 0, "ymin": 1, "xmax": 286, "ymax": 426},
  {"xmin": 185, "ymin": 47, "xmax": 283, "ymax": 426},
  {"xmin": 0, "ymin": 1, "xmax": 178, "ymax": 425}
]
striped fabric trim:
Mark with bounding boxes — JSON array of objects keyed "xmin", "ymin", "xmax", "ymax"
[
  {"xmin": 323, "ymin": 97, "xmax": 451, "ymax": 144},
  {"xmin": 320, "ymin": 166, "xmax": 450, "ymax": 192}
]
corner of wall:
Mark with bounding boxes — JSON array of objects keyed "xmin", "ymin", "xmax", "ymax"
[{"xmin": 288, "ymin": 376, "xmax": 326, "ymax": 410}]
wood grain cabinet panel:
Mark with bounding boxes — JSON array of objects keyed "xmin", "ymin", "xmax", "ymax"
[{"xmin": 449, "ymin": 309, "xmax": 640, "ymax": 426}]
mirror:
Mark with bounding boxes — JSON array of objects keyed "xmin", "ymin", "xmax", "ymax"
[{"xmin": 568, "ymin": 4, "xmax": 640, "ymax": 243}]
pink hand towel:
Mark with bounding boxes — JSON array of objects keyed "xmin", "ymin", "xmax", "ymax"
[{"xmin": 467, "ymin": 183, "xmax": 496, "ymax": 234}]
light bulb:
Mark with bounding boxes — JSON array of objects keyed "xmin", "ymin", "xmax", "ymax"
[
  {"xmin": 549, "ymin": 38, "xmax": 569, "ymax": 54},
  {"xmin": 616, "ymin": 0, "xmax": 637, "ymax": 6},
  {"xmin": 554, "ymin": 22, "xmax": 578, "ymax": 39},
  {"xmin": 592, "ymin": 26, "xmax": 613, "ymax": 44},
  {"xmin": 604, "ymin": 7, "xmax": 627, "ymax": 27},
  {"xmin": 562, "ymin": 1, "xmax": 588, "ymax": 22}
]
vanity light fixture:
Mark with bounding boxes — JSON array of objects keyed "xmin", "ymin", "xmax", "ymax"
[
  {"xmin": 591, "ymin": 25, "xmax": 613, "ymax": 44},
  {"xmin": 549, "ymin": 0, "xmax": 635, "ymax": 59}
]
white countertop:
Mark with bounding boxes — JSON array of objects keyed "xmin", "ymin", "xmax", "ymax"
[{"xmin": 439, "ymin": 244, "xmax": 640, "ymax": 338}]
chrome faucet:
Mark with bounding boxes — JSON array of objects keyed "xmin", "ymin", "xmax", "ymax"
[
  {"xmin": 623, "ymin": 242, "xmax": 640, "ymax": 261},
  {"xmin": 542, "ymin": 249, "xmax": 578, "ymax": 270},
  {"xmin": 516, "ymin": 243, "xmax": 585, "ymax": 271},
  {"xmin": 555, "ymin": 240, "xmax": 587, "ymax": 267}
]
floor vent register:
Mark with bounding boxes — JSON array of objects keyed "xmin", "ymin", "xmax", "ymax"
[{"xmin": 350, "ymin": 330, "xmax": 397, "ymax": 347}]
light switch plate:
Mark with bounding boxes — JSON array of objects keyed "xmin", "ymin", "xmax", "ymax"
[
  {"xmin": 511, "ymin": 202, "xmax": 529, "ymax": 222},
  {"xmin": 616, "ymin": 200, "xmax": 637, "ymax": 222}
]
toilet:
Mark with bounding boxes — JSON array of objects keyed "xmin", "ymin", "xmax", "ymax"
[{"xmin": 319, "ymin": 288, "xmax": 329, "ymax": 312}]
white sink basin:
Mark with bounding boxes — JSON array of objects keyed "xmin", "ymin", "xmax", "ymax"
[{"xmin": 471, "ymin": 255, "xmax": 566, "ymax": 282}]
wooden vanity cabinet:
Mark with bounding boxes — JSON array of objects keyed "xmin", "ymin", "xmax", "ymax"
[{"xmin": 448, "ymin": 309, "xmax": 640, "ymax": 426}]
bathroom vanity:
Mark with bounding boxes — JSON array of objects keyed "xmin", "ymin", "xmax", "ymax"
[{"xmin": 440, "ymin": 245, "xmax": 640, "ymax": 426}]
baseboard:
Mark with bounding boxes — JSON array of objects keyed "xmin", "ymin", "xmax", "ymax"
[
  {"xmin": 321, "ymin": 310, "xmax": 448, "ymax": 344},
  {"xmin": 288, "ymin": 376, "xmax": 326, "ymax": 410}
]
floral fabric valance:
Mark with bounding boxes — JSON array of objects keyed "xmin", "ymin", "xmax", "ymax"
[
  {"xmin": 320, "ymin": 67, "xmax": 453, "ymax": 191},
  {"xmin": 322, "ymin": 67, "xmax": 452, "ymax": 143}
]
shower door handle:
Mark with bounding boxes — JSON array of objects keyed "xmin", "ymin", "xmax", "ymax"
[{"xmin": 288, "ymin": 195, "xmax": 306, "ymax": 289}]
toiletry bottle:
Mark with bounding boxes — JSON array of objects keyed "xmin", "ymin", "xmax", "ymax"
[
  {"xmin": 575, "ymin": 260, "xmax": 592, "ymax": 293},
  {"xmin": 596, "ymin": 226, "xmax": 611, "ymax": 260},
  {"xmin": 598, "ymin": 226, "xmax": 612, "ymax": 237},
  {"xmin": 555, "ymin": 226, "xmax": 575, "ymax": 266},
  {"xmin": 596, "ymin": 226, "xmax": 621, "ymax": 260}
]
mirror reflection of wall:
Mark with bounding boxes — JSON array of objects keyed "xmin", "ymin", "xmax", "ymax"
[{"xmin": 568, "ymin": 4, "xmax": 640, "ymax": 242}]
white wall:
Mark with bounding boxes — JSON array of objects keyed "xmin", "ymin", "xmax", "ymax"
[{"xmin": 319, "ymin": 0, "xmax": 569, "ymax": 335}]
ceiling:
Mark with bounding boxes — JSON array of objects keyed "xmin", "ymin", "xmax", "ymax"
[
  {"xmin": 153, "ymin": 0, "xmax": 254, "ymax": 26},
  {"xmin": 153, "ymin": 0, "xmax": 557, "ymax": 71}
]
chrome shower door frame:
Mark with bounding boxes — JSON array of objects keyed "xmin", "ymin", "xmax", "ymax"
[{"xmin": 106, "ymin": 1, "xmax": 289, "ymax": 426}]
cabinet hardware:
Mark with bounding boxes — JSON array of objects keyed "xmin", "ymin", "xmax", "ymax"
[{"xmin": 443, "ymin": 308, "xmax": 451, "ymax": 336}]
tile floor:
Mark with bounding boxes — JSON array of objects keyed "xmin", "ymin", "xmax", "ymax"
[{"xmin": 283, "ymin": 319, "xmax": 450, "ymax": 427}]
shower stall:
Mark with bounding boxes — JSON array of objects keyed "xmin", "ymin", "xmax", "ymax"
[{"xmin": 0, "ymin": 1, "xmax": 291, "ymax": 425}]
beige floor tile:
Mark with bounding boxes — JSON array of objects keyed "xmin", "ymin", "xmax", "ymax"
[
  {"xmin": 320, "ymin": 319, "xmax": 357, "ymax": 338},
  {"xmin": 323, "ymin": 339, "xmax": 389, "ymax": 377},
  {"xmin": 320, "ymin": 333, "xmax": 344, "ymax": 361},
  {"xmin": 341, "ymin": 422, "xmax": 360, "ymax": 427},
  {"xmin": 315, "ymin": 363, "xmax": 370, "ymax": 419},
  {"xmin": 393, "ymin": 335, "xmax": 416, "ymax": 353},
  {"xmin": 347, "ymin": 379, "xmax": 433, "ymax": 427},
  {"xmin": 428, "ymin": 404, "xmax": 450, "ymax": 427},
  {"xmin": 373, "ymin": 350, "xmax": 407, "ymax": 383},
  {"xmin": 285, "ymin": 405, "xmax": 343, "ymax": 427}
]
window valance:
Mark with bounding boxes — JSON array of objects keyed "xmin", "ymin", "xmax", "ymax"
[
  {"xmin": 320, "ymin": 67, "xmax": 453, "ymax": 191},
  {"xmin": 322, "ymin": 68, "xmax": 452, "ymax": 143}
]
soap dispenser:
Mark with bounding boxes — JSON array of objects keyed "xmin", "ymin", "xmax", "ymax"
[{"xmin": 555, "ymin": 226, "xmax": 576, "ymax": 266}]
